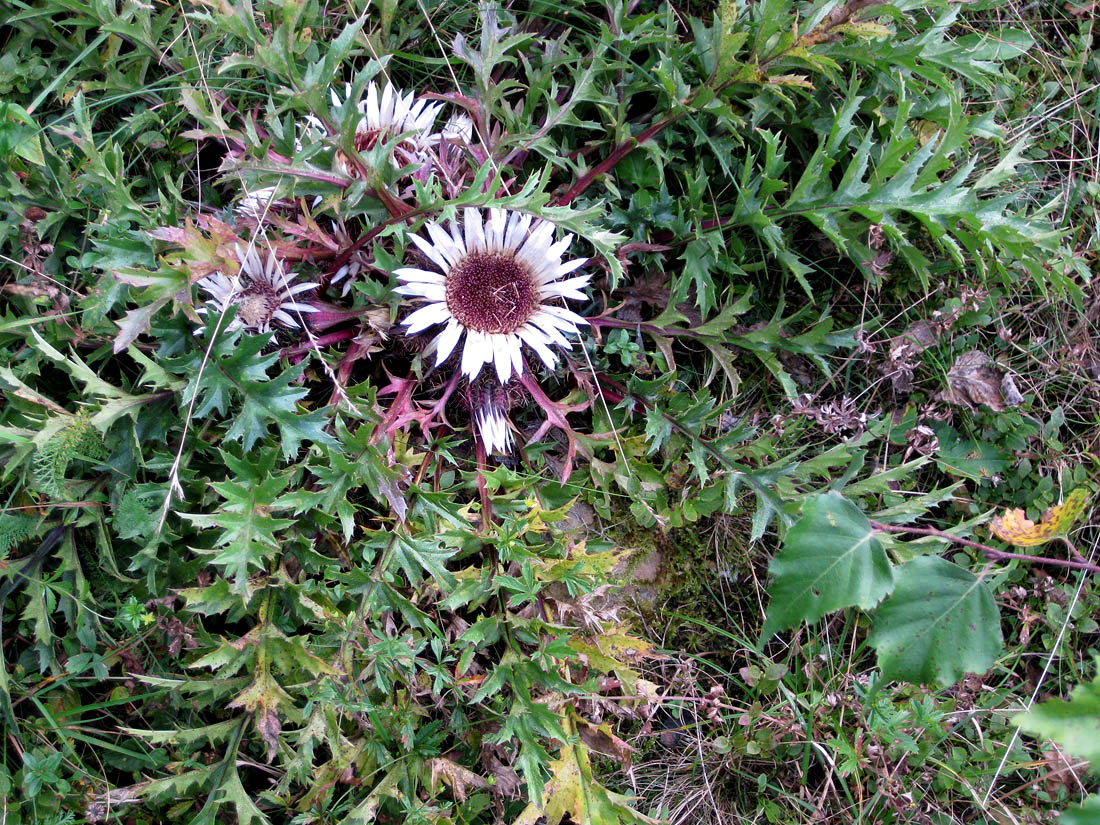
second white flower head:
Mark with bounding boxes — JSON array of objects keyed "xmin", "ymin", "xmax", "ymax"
[
  {"xmin": 395, "ymin": 208, "xmax": 590, "ymax": 384},
  {"xmin": 197, "ymin": 244, "xmax": 317, "ymax": 334}
]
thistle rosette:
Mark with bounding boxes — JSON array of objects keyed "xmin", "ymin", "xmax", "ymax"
[{"xmin": 395, "ymin": 208, "xmax": 591, "ymax": 384}]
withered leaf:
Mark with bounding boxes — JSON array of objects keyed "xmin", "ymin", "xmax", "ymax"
[
  {"xmin": 990, "ymin": 489, "xmax": 1090, "ymax": 547},
  {"xmin": 226, "ymin": 667, "xmax": 292, "ymax": 762},
  {"xmin": 941, "ymin": 350, "xmax": 1022, "ymax": 412},
  {"xmin": 430, "ymin": 757, "xmax": 490, "ymax": 802},
  {"xmin": 576, "ymin": 719, "xmax": 634, "ymax": 768},
  {"xmin": 890, "ymin": 319, "xmax": 941, "ymax": 360},
  {"xmin": 483, "ymin": 753, "xmax": 521, "ymax": 798}
]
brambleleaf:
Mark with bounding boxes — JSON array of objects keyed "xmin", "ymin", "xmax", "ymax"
[
  {"xmin": 1014, "ymin": 660, "xmax": 1100, "ymax": 767},
  {"xmin": 868, "ymin": 556, "xmax": 1002, "ymax": 686},
  {"xmin": 760, "ymin": 492, "xmax": 894, "ymax": 643}
]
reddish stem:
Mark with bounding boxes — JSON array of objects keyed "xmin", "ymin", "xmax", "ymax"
[
  {"xmin": 282, "ymin": 328, "xmax": 356, "ymax": 358},
  {"xmin": 553, "ymin": 115, "xmax": 682, "ymax": 207},
  {"xmin": 426, "ymin": 370, "xmax": 462, "ymax": 421},
  {"xmin": 475, "ymin": 436, "xmax": 494, "ymax": 531},
  {"xmin": 868, "ymin": 521, "xmax": 1100, "ymax": 575},
  {"xmin": 307, "ymin": 306, "xmax": 368, "ymax": 330}
]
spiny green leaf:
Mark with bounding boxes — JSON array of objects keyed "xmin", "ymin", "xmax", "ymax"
[
  {"xmin": 180, "ymin": 450, "xmax": 295, "ymax": 591},
  {"xmin": 390, "ymin": 534, "xmax": 457, "ymax": 589},
  {"xmin": 183, "ymin": 327, "xmax": 335, "ymax": 458},
  {"xmin": 114, "ymin": 490, "xmax": 157, "ymax": 540}
]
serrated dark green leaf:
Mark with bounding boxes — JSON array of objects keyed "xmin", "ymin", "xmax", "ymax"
[
  {"xmin": 868, "ymin": 556, "xmax": 1002, "ymax": 686},
  {"xmin": 180, "ymin": 451, "xmax": 295, "ymax": 591},
  {"xmin": 223, "ymin": 365, "xmax": 334, "ymax": 459},
  {"xmin": 391, "ymin": 534, "xmax": 456, "ymax": 589},
  {"xmin": 114, "ymin": 490, "xmax": 157, "ymax": 540},
  {"xmin": 183, "ymin": 329, "xmax": 335, "ymax": 458},
  {"xmin": 760, "ymin": 492, "xmax": 894, "ymax": 642}
]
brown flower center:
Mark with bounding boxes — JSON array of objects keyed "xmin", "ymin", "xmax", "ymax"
[
  {"xmin": 237, "ymin": 286, "xmax": 281, "ymax": 328},
  {"xmin": 445, "ymin": 253, "xmax": 539, "ymax": 335}
]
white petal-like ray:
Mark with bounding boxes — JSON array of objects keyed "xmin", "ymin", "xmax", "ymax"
[
  {"xmin": 365, "ymin": 82, "xmax": 380, "ymax": 129},
  {"xmin": 403, "ymin": 301, "xmax": 450, "ymax": 334},
  {"xmin": 506, "ymin": 333, "xmax": 524, "ymax": 375},
  {"xmin": 526, "ymin": 314, "xmax": 573, "ymax": 348},
  {"xmin": 393, "ymin": 267, "xmax": 446, "ymax": 284},
  {"xmin": 487, "ymin": 208, "xmax": 507, "ymax": 251},
  {"xmin": 461, "ymin": 329, "xmax": 488, "ymax": 380},
  {"xmin": 394, "ymin": 284, "xmax": 436, "ymax": 297},
  {"xmin": 285, "ymin": 281, "xmax": 320, "ymax": 296},
  {"xmin": 492, "ymin": 334, "xmax": 513, "ymax": 384},
  {"xmin": 435, "ymin": 320, "xmax": 463, "ymax": 364},
  {"xmin": 539, "ymin": 304, "xmax": 589, "ymax": 327},
  {"xmin": 464, "ymin": 207, "xmax": 484, "ymax": 253},
  {"xmin": 409, "ymin": 231, "xmax": 451, "ymax": 271},
  {"xmin": 515, "ymin": 220, "xmax": 554, "ymax": 267},
  {"xmin": 475, "ymin": 404, "xmax": 512, "ymax": 454},
  {"xmin": 380, "ymin": 83, "xmax": 394, "ymax": 127},
  {"xmin": 517, "ymin": 326, "xmax": 559, "ymax": 369},
  {"xmin": 397, "ymin": 283, "xmax": 446, "ymax": 302},
  {"xmin": 545, "ymin": 234, "xmax": 574, "ymax": 262},
  {"xmin": 540, "ymin": 279, "xmax": 589, "ymax": 301},
  {"xmin": 504, "ymin": 212, "xmax": 532, "ymax": 250},
  {"xmin": 551, "ymin": 257, "xmax": 588, "ymax": 280}
]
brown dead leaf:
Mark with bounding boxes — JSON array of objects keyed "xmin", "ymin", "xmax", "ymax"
[
  {"xmin": 880, "ymin": 318, "xmax": 945, "ymax": 393},
  {"xmin": 940, "ymin": 350, "xmax": 1022, "ymax": 412},
  {"xmin": 865, "ymin": 224, "xmax": 893, "ymax": 278},
  {"xmin": 576, "ymin": 719, "xmax": 634, "ymax": 768},
  {"xmin": 255, "ymin": 707, "xmax": 282, "ymax": 762},
  {"xmin": 889, "ymin": 319, "xmax": 941, "ymax": 362},
  {"xmin": 430, "ymin": 757, "xmax": 490, "ymax": 802},
  {"xmin": 1040, "ymin": 741, "xmax": 1090, "ymax": 796},
  {"xmin": 482, "ymin": 751, "xmax": 521, "ymax": 798}
]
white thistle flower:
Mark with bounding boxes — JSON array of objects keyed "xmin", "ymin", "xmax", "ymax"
[
  {"xmin": 433, "ymin": 113, "xmax": 474, "ymax": 145},
  {"xmin": 235, "ymin": 186, "xmax": 290, "ymax": 221},
  {"xmin": 395, "ymin": 207, "xmax": 590, "ymax": 384},
  {"xmin": 329, "ymin": 81, "xmax": 443, "ymax": 177},
  {"xmin": 197, "ymin": 244, "xmax": 318, "ymax": 334},
  {"xmin": 475, "ymin": 401, "xmax": 513, "ymax": 455}
]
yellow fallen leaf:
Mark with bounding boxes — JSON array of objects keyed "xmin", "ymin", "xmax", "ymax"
[{"xmin": 990, "ymin": 488, "xmax": 1090, "ymax": 547}]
